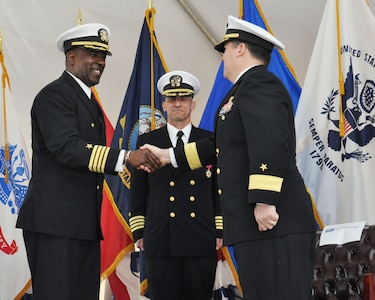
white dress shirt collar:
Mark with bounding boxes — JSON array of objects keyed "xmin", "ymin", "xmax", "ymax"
[
  {"xmin": 167, "ymin": 123, "xmax": 192, "ymax": 147},
  {"xmin": 66, "ymin": 71, "xmax": 92, "ymax": 98}
]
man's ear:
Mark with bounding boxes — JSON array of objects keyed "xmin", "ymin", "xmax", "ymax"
[
  {"xmin": 66, "ymin": 50, "xmax": 76, "ymax": 64},
  {"xmin": 191, "ymin": 100, "xmax": 196, "ymax": 111},
  {"xmin": 238, "ymin": 42, "xmax": 247, "ymax": 55}
]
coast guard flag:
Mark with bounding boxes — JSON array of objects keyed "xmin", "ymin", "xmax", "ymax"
[
  {"xmin": 295, "ymin": 0, "xmax": 375, "ymax": 227},
  {"xmin": 102, "ymin": 7, "xmax": 168, "ymax": 299},
  {"xmin": 0, "ymin": 49, "xmax": 31, "ymax": 299},
  {"xmin": 199, "ymin": 1, "xmax": 302, "ymax": 299}
]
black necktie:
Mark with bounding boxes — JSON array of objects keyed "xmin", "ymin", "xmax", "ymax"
[{"xmin": 176, "ymin": 131, "xmax": 184, "ymax": 147}]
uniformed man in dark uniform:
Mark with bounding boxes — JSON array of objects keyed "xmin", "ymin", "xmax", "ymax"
[
  {"xmin": 129, "ymin": 71, "xmax": 223, "ymax": 300},
  {"xmin": 16, "ymin": 23, "xmax": 159, "ymax": 299},
  {"xmin": 142, "ymin": 16, "xmax": 316, "ymax": 300}
]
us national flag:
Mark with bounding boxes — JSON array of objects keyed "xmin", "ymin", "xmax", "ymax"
[
  {"xmin": 0, "ymin": 47, "xmax": 31, "ymax": 299},
  {"xmin": 101, "ymin": 7, "xmax": 168, "ymax": 299},
  {"xmin": 295, "ymin": 0, "xmax": 375, "ymax": 227}
]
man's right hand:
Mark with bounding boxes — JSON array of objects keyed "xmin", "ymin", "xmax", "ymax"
[{"xmin": 128, "ymin": 148, "xmax": 161, "ymax": 172}]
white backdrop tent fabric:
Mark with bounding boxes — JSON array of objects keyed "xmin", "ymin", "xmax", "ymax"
[
  {"xmin": 3, "ymin": 0, "xmax": 374, "ymax": 151},
  {"xmin": 2, "ymin": 0, "xmax": 375, "ymax": 298}
]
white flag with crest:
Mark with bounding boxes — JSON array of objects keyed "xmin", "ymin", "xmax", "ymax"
[
  {"xmin": 295, "ymin": 0, "xmax": 375, "ymax": 227},
  {"xmin": 0, "ymin": 49, "xmax": 31, "ymax": 299}
]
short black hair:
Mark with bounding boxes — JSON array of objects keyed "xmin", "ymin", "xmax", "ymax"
[{"xmin": 232, "ymin": 40, "xmax": 271, "ymax": 66}]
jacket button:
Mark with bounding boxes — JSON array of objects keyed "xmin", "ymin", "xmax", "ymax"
[
  {"xmin": 218, "ymin": 189, "xmax": 222, "ymax": 195},
  {"xmin": 169, "ymin": 181, "xmax": 175, "ymax": 187},
  {"xmin": 190, "ymin": 180, "xmax": 195, "ymax": 186},
  {"xmin": 170, "ymin": 212, "xmax": 175, "ymax": 218},
  {"xmin": 216, "ymin": 168, "xmax": 221, "ymax": 175},
  {"xmin": 96, "ymin": 185, "xmax": 100, "ymax": 190},
  {"xmin": 190, "ymin": 212, "xmax": 196, "ymax": 218},
  {"xmin": 189, "ymin": 196, "xmax": 195, "ymax": 202},
  {"xmin": 170, "ymin": 196, "xmax": 175, "ymax": 202},
  {"xmin": 91, "ymin": 123, "xmax": 95, "ymax": 128},
  {"xmin": 221, "ymin": 115, "xmax": 225, "ymax": 120}
]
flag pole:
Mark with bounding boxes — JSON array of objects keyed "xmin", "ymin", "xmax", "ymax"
[
  {"xmin": 335, "ymin": 0, "xmax": 345, "ymax": 137},
  {"xmin": 146, "ymin": 2, "xmax": 156, "ymax": 130},
  {"xmin": 77, "ymin": 9, "xmax": 83, "ymax": 26},
  {"xmin": 0, "ymin": 29, "xmax": 10, "ymax": 183}
]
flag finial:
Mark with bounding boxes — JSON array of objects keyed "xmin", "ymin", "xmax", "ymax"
[
  {"xmin": 77, "ymin": 9, "xmax": 82, "ymax": 26},
  {"xmin": 148, "ymin": 0, "xmax": 153, "ymax": 9},
  {"xmin": 0, "ymin": 29, "xmax": 2, "ymax": 53}
]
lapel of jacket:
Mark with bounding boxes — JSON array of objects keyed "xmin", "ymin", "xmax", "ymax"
[
  {"xmin": 62, "ymin": 72, "xmax": 105, "ymax": 141},
  {"xmin": 213, "ymin": 67, "xmax": 258, "ymax": 132},
  {"xmin": 62, "ymin": 72, "xmax": 102, "ymax": 123}
]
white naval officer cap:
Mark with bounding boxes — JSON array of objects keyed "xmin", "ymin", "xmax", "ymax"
[
  {"xmin": 157, "ymin": 71, "xmax": 200, "ymax": 97},
  {"xmin": 214, "ymin": 15, "xmax": 284, "ymax": 53},
  {"xmin": 56, "ymin": 23, "xmax": 112, "ymax": 55}
]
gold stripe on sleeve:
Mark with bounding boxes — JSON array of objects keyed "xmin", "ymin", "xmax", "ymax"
[
  {"xmin": 248, "ymin": 174, "xmax": 283, "ymax": 193},
  {"xmin": 215, "ymin": 216, "xmax": 223, "ymax": 230},
  {"xmin": 88, "ymin": 145, "xmax": 110, "ymax": 173},
  {"xmin": 129, "ymin": 215, "xmax": 145, "ymax": 232},
  {"xmin": 185, "ymin": 142, "xmax": 203, "ymax": 170}
]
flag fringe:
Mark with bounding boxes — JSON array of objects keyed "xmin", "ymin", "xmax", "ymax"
[
  {"xmin": 222, "ymin": 246, "xmax": 243, "ymax": 296},
  {"xmin": 14, "ymin": 279, "xmax": 32, "ymax": 300},
  {"xmin": 306, "ymin": 188, "xmax": 325, "ymax": 230}
]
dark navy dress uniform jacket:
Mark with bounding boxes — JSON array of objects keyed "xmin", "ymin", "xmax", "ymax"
[
  {"xmin": 174, "ymin": 66, "xmax": 316, "ymax": 246},
  {"xmin": 129, "ymin": 125, "xmax": 223, "ymax": 258},
  {"xmin": 16, "ymin": 71, "xmax": 120, "ymax": 241}
]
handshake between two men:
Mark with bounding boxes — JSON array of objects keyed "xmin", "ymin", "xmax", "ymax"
[{"xmin": 127, "ymin": 144, "xmax": 170, "ymax": 172}]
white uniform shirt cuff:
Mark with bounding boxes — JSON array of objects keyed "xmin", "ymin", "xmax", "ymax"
[
  {"xmin": 169, "ymin": 147, "xmax": 178, "ymax": 168},
  {"xmin": 115, "ymin": 149, "xmax": 126, "ymax": 172}
]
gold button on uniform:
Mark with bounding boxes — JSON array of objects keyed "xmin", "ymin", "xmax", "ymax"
[
  {"xmin": 221, "ymin": 115, "xmax": 225, "ymax": 120},
  {"xmin": 170, "ymin": 196, "xmax": 175, "ymax": 202},
  {"xmin": 170, "ymin": 212, "xmax": 175, "ymax": 218},
  {"xmin": 96, "ymin": 185, "xmax": 100, "ymax": 190},
  {"xmin": 190, "ymin": 180, "xmax": 195, "ymax": 186},
  {"xmin": 216, "ymin": 168, "xmax": 221, "ymax": 175},
  {"xmin": 189, "ymin": 196, "xmax": 195, "ymax": 202},
  {"xmin": 216, "ymin": 148, "xmax": 220, "ymax": 157},
  {"xmin": 190, "ymin": 212, "xmax": 196, "ymax": 218},
  {"xmin": 169, "ymin": 181, "xmax": 175, "ymax": 187},
  {"xmin": 218, "ymin": 189, "xmax": 222, "ymax": 195},
  {"xmin": 91, "ymin": 123, "xmax": 95, "ymax": 128}
]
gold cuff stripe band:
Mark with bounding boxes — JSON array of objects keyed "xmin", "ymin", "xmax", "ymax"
[
  {"xmin": 129, "ymin": 216, "xmax": 145, "ymax": 232},
  {"xmin": 89, "ymin": 145, "xmax": 110, "ymax": 173},
  {"xmin": 185, "ymin": 142, "xmax": 203, "ymax": 170},
  {"xmin": 215, "ymin": 216, "xmax": 224, "ymax": 230},
  {"xmin": 248, "ymin": 174, "xmax": 283, "ymax": 192}
]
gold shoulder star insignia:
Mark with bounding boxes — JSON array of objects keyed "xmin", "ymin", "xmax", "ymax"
[
  {"xmin": 260, "ymin": 163, "xmax": 268, "ymax": 172},
  {"xmin": 86, "ymin": 143, "xmax": 93, "ymax": 149}
]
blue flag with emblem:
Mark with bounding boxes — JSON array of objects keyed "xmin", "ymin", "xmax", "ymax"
[
  {"xmin": 199, "ymin": 1, "xmax": 302, "ymax": 298},
  {"xmin": 102, "ymin": 7, "xmax": 168, "ymax": 298}
]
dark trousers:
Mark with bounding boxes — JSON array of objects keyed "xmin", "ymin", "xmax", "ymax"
[
  {"xmin": 234, "ymin": 232, "xmax": 315, "ymax": 300},
  {"xmin": 145, "ymin": 256, "xmax": 217, "ymax": 300},
  {"xmin": 23, "ymin": 230, "xmax": 100, "ymax": 300}
]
